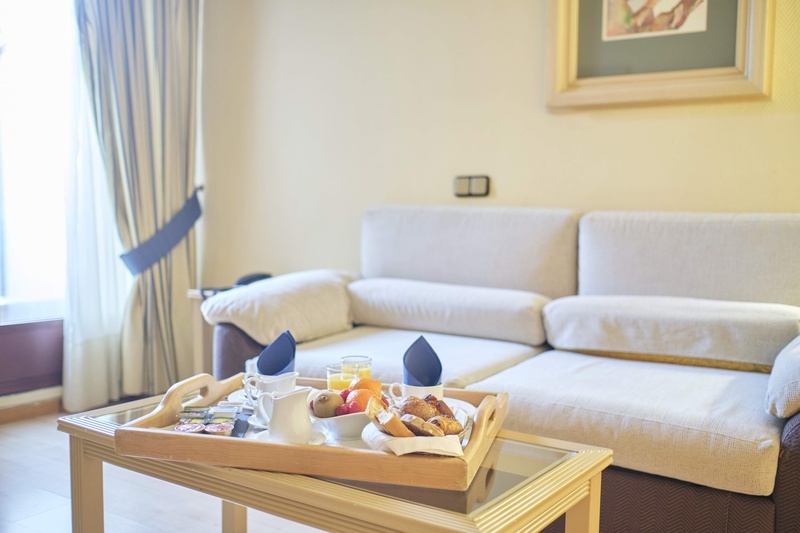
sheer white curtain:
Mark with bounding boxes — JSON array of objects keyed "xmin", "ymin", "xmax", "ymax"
[{"xmin": 63, "ymin": 6, "xmax": 131, "ymax": 413}]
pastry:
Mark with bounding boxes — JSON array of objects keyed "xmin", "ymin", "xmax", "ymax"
[
  {"xmin": 400, "ymin": 414, "xmax": 445, "ymax": 437},
  {"xmin": 365, "ymin": 396, "xmax": 415, "ymax": 437},
  {"xmin": 398, "ymin": 396, "xmax": 439, "ymax": 421},
  {"xmin": 423, "ymin": 394, "xmax": 455, "ymax": 418},
  {"xmin": 428, "ymin": 415, "xmax": 463, "ymax": 435}
]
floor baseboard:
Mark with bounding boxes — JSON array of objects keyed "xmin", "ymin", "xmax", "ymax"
[
  {"xmin": 0, "ymin": 397, "xmax": 62, "ymax": 424},
  {"xmin": 0, "ymin": 386, "xmax": 63, "ymax": 424}
]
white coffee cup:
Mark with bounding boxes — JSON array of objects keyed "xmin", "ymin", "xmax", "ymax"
[
  {"xmin": 389, "ymin": 382, "xmax": 445, "ymax": 403},
  {"xmin": 243, "ymin": 371, "xmax": 299, "ymax": 405}
]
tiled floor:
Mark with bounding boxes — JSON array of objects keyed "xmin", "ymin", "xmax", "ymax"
[{"xmin": 0, "ymin": 412, "xmax": 320, "ymax": 532}]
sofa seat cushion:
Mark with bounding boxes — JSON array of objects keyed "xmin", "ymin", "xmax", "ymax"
[
  {"xmin": 467, "ymin": 350, "xmax": 784, "ymax": 496},
  {"xmin": 201, "ymin": 269, "xmax": 358, "ymax": 345},
  {"xmin": 543, "ymin": 295, "xmax": 800, "ymax": 371},
  {"xmin": 349, "ymin": 278, "xmax": 550, "ymax": 346},
  {"xmin": 245, "ymin": 326, "xmax": 545, "ymax": 388}
]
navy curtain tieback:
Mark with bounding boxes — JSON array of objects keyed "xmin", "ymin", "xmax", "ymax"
[{"xmin": 120, "ymin": 187, "xmax": 203, "ymax": 276}]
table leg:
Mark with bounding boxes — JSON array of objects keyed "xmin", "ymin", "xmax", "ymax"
[
  {"xmin": 222, "ymin": 500, "xmax": 247, "ymax": 533},
  {"xmin": 69, "ymin": 436, "xmax": 104, "ymax": 532},
  {"xmin": 564, "ymin": 473, "xmax": 602, "ymax": 533}
]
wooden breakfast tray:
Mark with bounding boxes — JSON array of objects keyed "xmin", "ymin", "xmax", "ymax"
[{"xmin": 114, "ymin": 373, "xmax": 508, "ymax": 491}]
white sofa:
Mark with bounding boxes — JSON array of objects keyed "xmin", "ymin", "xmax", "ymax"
[{"xmin": 201, "ymin": 205, "xmax": 800, "ymax": 532}]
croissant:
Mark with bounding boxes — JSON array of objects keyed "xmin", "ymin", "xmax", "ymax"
[{"xmin": 428, "ymin": 415, "xmax": 463, "ymax": 435}]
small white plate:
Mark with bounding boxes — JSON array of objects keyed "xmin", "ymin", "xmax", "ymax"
[
  {"xmin": 227, "ymin": 389, "xmax": 250, "ymax": 404},
  {"xmin": 254, "ymin": 430, "xmax": 325, "ymax": 446},
  {"xmin": 230, "ymin": 387, "xmax": 319, "ymax": 404},
  {"xmin": 247, "ymin": 415, "xmax": 269, "ymax": 430}
]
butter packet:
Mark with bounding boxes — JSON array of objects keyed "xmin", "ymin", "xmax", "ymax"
[
  {"xmin": 217, "ymin": 400, "xmax": 245, "ymax": 408},
  {"xmin": 209, "ymin": 405, "xmax": 238, "ymax": 419},
  {"xmin": 176, "ymin": 406, "xmax": 210, "ymax": 422}
]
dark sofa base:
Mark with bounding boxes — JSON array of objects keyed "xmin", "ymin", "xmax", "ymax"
[
  {"xmin": 538, "ymin": 466, "xmax": 775, "ymax": 533},
  {"xmin": 213, "ymin": 323, "xmax": 265, "ymax": 379},
  {"xmin": 213, "ymin": 323, "xmax": 797, "ymax": 532},
  {"xmin": 599, "ymin": 467, "xmax": 774, "ymax": 533}
]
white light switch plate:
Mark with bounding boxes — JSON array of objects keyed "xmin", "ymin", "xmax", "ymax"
[
  {"xmin": 469, "ymin": 176, "xmax": 489, "ymax": 196},
  {"xmin": 454, "ymin": 176, "xmax": 471, "ymax": 197}
]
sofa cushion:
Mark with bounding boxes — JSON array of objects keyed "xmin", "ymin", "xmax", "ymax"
[
  {"xmin": 766, "ymin": 336, "xmax": 800, "ymax": 418},
  {"xmin": 348, "ymin": 278, "xmax": 549, "ymax": 346},
  {"xmin": 543, "ymin": 296, "xmax": 800, "ymax": 371},
  {"xmin": 578, "ymin": 211, "xmax": 800, "ymax": 306},
  {"xmin": 467, "ymin": 350, "xmax": 784, "ymax": 496},
  {"xmin": 200, "ymin": 269, "xmax": 358, "ymax": 345},
  {"xmin": 245, "ymin": 326, "xmax": 545, "ymax": 388},
  {"xmin": 361, "ymin": 205, "xmax": 579, "ymax": 298}
]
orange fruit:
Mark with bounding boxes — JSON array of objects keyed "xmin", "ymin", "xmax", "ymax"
[
  {"xmin": 345, "ymin": 389, "xmax": 377, "ymax": 412},
  {"xmin": 348, "ymin": 376, "xmax": 382, "ymax": 397}
]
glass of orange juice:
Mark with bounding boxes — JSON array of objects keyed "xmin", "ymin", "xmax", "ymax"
[
  {"xmin": 327, "ymin": 363, "xmax": 357, "ymax": 390},
  {"xmin": 341, "ymin": 355, "xmax": 371, "ymax": 378}
]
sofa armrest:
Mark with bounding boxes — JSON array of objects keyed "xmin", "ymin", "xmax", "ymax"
[
  {"xmin": 212, "ymin": 323, "xmax": 265, "ymax": 379},
  {"xmin": 774, "ymin": 411, "xmax": 800, "ymax": 530},
  {"xmin": 200, "ymin": 269, "xmax": 359, "ymax": 345}
]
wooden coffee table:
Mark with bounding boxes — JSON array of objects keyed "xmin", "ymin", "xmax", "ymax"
[{"xmin": 58, "ymin": 394, "xmax": 611, "ymax": 532}]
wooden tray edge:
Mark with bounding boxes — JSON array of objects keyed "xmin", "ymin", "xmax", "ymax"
[{"xmin": 113, "ymin": 374, "xmax": 505, "ymax": 491}]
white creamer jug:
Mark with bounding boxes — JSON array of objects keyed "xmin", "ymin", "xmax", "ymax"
[{"xmin": 256, "ymin": 386, "xmax": 312, "ymax": 444}]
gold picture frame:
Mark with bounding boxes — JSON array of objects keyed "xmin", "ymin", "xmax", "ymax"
[{"xmin": 547, "ymin": 0, "xmax": 775, "ymax": 110}]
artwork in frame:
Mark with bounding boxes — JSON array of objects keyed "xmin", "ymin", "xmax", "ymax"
[
  {"xmin": 602, "ymin": 0, "xmax": 708, "ymax": 42},
  {"xmin": 546, "ymin": 0, "xmax": 775, "ymax": 110}
]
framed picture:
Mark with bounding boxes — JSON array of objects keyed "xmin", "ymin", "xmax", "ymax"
[{"xmin": 546, "ymin": 0, "xmax": 775, "ymax": 109}]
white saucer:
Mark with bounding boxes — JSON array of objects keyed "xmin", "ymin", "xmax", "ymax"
[
  {"xmin": 227, "ymin": 389, "xmax": 250, "ymax": 404},
  {"xmin": 229, "ymin": 387, "xmax": 320, "ymax": 405},
  {"xmin": 254, "ymin": 430, "xmax": 325, "ymax": 446},
  {"xmin": 247, "ymin": 415, "xmax": 269, "ymax": 430}
]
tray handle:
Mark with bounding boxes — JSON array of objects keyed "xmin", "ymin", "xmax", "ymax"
[
  {"xmin": 124, "ymin": 372, "xmax": 243, "ymax": 428},
  {"xmin": 471, "ymin": 391, "xmax": 508, "ymax": 441}
]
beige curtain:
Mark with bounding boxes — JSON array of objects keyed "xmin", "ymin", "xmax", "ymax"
[{"xmin": 75, "ymin": 0, "xmax": 201, "ymax": 396}]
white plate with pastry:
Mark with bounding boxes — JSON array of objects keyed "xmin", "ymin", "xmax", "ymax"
[
  {"xmin": 362, "ymin": 396, "xmax": 470, "ymax": 456},
  {"xmin": 442, "ymin": 397, "xmax": 476, "ymax": 417}
]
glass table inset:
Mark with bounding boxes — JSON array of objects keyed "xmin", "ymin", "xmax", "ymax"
[{"xmin": 331, "ymin": 437, "xmax": 576, "ymax": 517}]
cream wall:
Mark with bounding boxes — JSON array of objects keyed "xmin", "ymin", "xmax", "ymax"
[{"xmin": 199, "ymin": 1, "xmax": 800, "ymax": 286}]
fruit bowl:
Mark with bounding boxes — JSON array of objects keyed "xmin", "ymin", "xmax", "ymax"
[{"xmin": 311, "ymin": 411, "xmax": 370, "ymax": 440}]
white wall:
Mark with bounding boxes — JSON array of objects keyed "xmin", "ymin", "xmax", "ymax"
[{"xmin": 199, "ymin": 1, "xmax": 800, "ymax": 286}]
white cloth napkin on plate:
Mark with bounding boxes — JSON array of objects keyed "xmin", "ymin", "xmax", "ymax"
[{"xmin": 361, "ymin": 424, "xmax": 464, "ymax": 457}]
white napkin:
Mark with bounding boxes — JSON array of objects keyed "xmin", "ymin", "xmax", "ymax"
[{"xmin": 361, "ymin": 423, "xmax": 464, "ymax": 457}]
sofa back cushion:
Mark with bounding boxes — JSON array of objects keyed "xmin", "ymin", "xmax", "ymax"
[
  {"xmin": 544, "ymin": 296, "xmax": 800, "ymax": 371},
  {"xmin": 349, "ymin": 278, "xmax": 550, "ymax": 346},
  {"xmin": 361, "ymin": 205, "xmax": 579, "ymax": 298},
  {"xmin": 578, "ymin": 211, "xmax": 800, "ymax": 306}
]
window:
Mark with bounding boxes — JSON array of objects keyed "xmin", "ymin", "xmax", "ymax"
[{"xmin": 0, "ymin": 0, "xmax": 74, "ymax": 324}]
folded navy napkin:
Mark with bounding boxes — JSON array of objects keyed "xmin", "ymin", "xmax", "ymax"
[
  {"xmin": 403, "ymin": 335, "xmax": 442, "ymax": 386},
  {"xmin": 256, "ymin": 330, "xmax": 296, "ymax": 375}
]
